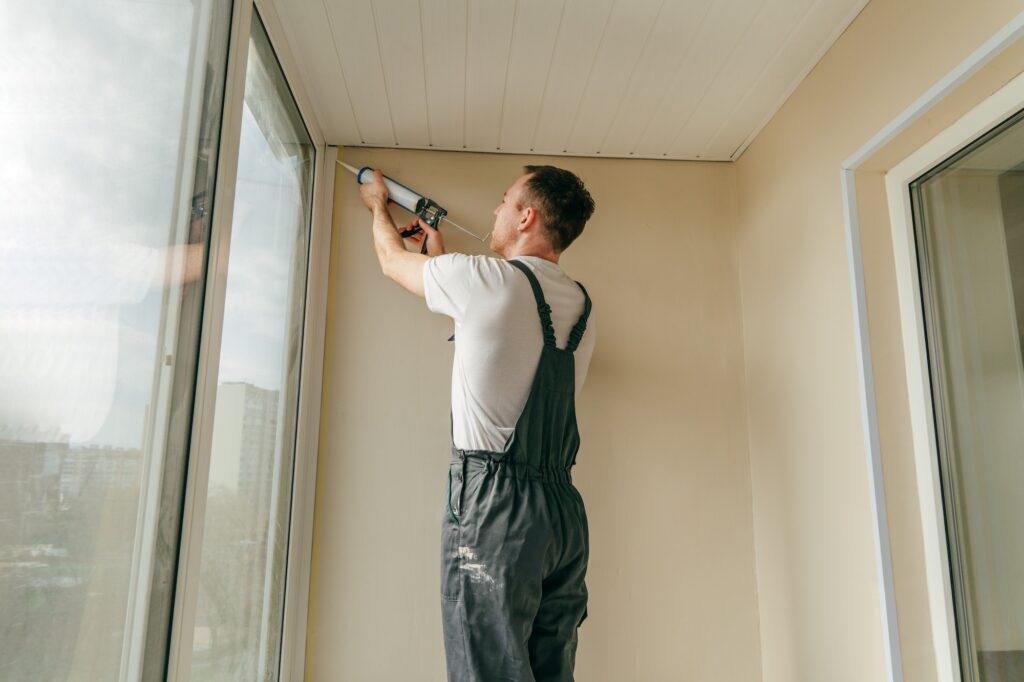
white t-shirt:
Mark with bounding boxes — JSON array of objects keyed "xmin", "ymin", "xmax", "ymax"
[{"xmin": 422, "ymin": 254, "xmax": 596, "ymax": 452}]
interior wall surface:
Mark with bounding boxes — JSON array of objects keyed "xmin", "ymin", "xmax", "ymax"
[
  {"xmin": 305, "ymin": 147, "xmax": 762, "ymax": 681},
  {"xmin": 732, "ymin": 1, "xmax": 1024, "ymax": 681}
]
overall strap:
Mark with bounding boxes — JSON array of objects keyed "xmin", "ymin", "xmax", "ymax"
[
  {"xmin": 508, "ymin": 259, "xmax": 556, "ymax": 348},
  {"xmin": 566, "ymin": 282, "xmax": 592, "ymax": 353}
]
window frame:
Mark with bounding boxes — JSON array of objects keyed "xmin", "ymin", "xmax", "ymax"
[
  {"xmin": 163, "ymin": 0, "xmax": 334, "ymax": 679},
  {"xmin": 881, "ymin": 69, "xmax": 1024, "ymax": 682},
  {"xmin": 837, "ymin": 15, "xmax": 1024, "ymax": 682}
]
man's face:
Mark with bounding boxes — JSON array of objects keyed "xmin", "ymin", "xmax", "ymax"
[{"xmin": 490, "ymin": 174, "xmax": 532, "ymax": 256}]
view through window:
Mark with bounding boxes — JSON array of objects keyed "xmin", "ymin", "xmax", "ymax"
[
  {"xmin": 0, "ymin": 0, "xmax": 231, "ymax": 678},
  {"xmin": 189, "ymin": 12, "xmax": 314, "ymax": 681},
  {"xmin": 912, "ymin": 107, "xmax": 1024, "ymax": 682}
]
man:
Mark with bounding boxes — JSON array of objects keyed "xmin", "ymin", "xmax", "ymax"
[{"xmin": 359, "ymin": 164, "xmax": 596, "ymax": 681}]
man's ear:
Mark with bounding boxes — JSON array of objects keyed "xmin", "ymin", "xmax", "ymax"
[{"xmin": 518, "ymin": 206, "xmax": 538, "ymax": 233}]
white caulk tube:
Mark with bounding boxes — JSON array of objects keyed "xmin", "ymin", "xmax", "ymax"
[
  {"xmin": 354, "ymin": 165, "xmax": 426, "ymax": 214},
  {"xmin": 337, "ymin": 160, "xmax": 489, "ymax": 242}
]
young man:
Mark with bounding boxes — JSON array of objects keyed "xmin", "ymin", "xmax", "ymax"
[{"xmin": 358, "ymin": 165, "xmax": 596, "ymax": 681}]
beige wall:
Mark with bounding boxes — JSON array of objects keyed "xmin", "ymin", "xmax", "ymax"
[
  {"xmin": 304, "ymin": 3, "xmax": 1024, "ymax": 679},
  {"xmin": 733, "ymin": 1, "xmax": 1024, "ymax": 681},
  {"xmin": 306, "ymin": 147, "xmax": 763, "ymax": 680}
]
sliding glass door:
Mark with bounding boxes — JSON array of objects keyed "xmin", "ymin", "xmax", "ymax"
[
  {"xmin": 0, "ymin": 1, "xmax": 320, "ymax": 679},
  {"xmin": 912, "ymin": 107, "xmax": 1024, "ymax": 682}
]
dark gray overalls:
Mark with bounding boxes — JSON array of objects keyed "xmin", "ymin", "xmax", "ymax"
[{"xmin": 441, "ymin": 259, "xmax": 592, "ymax": 682}]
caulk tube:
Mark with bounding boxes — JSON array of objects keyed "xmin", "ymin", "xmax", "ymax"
[{"xmin": 356, "ymin": 166, "xmax": 426, "ymax": 215}]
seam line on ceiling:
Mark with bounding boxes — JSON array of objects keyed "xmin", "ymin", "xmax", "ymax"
[
  {"xmin": 664, "ymin": 0, "xmax": 769, "ymax": 158},
  {"xmin": 703, "ymin": 0, "xmax": 823, "ymax": 159},
  {"xmin": 562, "ymin": 0, "xmax": 616, "ymax": 154},
  {"xmin": 417, "ymin": 0, "xmax": 433, "ymax": 147},
  {"xmin": 495, "ymin": 0, "xmax": 520, "ymax": 151},
  {"xmin": 596, "ymin": 0, "xmax": 668, "ymax": 155},
  {"xmin": 320, "ymin": 0, "xmax": 364, "ymax": 143},
  {"xmin": 368, "ymin": 0, "xmax": 399, "ymax": 145},
  {"xmin": 629, "ymin": 0, "xmax": 716, "ymax": 157},
  {"xmin": 527, "ymin": 0, "xmax": 568, "ymax": 153}
]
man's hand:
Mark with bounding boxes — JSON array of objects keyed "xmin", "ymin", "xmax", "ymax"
[
  {"xmin": 401, "ymin": 218, "xmax": 446, "ymax": 257},
  {"xmin": 359, "ymin": 169, "xmax": 389, "ymax": 212},
  {"xmin": 357, "ymin": 167, "xmax": 431, "ymax": 298}
]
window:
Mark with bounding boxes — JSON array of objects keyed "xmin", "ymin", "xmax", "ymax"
[
  {"xmin": 1, "ymin": 2, "xmax": 323, "ymax": 679},
  {"xmin": 190, "ymin": 12, "xmax": 314, "ymax": 680},
  {"xmin": 0, "ymin": 0, "xmax": 232, "ymax": 678},
  {"xmin": 912, "ymin": 107, "xmax": 1024, "ymax": 682}
]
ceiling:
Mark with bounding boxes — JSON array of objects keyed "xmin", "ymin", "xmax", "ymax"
[{"xmin": 272, "ymin": 0, "xmax": 869, "ymax": 162}]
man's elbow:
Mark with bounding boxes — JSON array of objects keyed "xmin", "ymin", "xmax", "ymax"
[{"xmin": 378, "ymin": 250, "xmax": 399, "ymax": 282}]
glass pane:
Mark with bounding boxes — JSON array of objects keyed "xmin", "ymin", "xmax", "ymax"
[
  {"xmin": 0, "ymin": 1, "xmax": 231, "ymax": 679},
  {"xmin": 912, "ymin": 108, "xmax": 1024, "ymax": 682},
  {"xmin": 190, "ymin": 12, "xmax": 314, "ymax": 681}
]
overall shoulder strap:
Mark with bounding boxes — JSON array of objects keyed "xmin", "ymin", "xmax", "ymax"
[
  {"xmin": 508, "ymin": 259, "xmax": 556, "ymax": 348},
  {"xmin": 566, "ymin": 282, "xmax": 592, "ymax": 353}
]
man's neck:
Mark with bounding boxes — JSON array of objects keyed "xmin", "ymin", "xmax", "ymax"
[{"xmin": 505, "ymin": 246, "xmax": 560, "ymax": 264}]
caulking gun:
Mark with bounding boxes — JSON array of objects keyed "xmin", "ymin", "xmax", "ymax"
[{"xmin": 338, "ymin": 161, "xmax": 487, "ymax": 254}]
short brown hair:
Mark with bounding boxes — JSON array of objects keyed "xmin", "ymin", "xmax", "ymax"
[{"xmin": 520, "ymin": 165, "xmax": 595, "ymax": 252}]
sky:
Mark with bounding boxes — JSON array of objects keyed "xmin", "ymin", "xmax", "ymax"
[{"xmin": 0, "ymin": 0, "xmax": 312, "ymax": 449}]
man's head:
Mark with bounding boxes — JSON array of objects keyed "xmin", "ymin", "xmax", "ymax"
[{"xmin": 490, "ymin": 165, "xmax": 595, "ymax": 258}]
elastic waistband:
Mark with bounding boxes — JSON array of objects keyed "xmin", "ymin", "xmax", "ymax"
[{"xmin": 451, "ymin": 448, "xmax": 573, "ymax": 484}]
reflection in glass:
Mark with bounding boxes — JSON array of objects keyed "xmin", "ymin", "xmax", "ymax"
[
  {"xmin": 190, "ymin": 12, "xmax": 314, "ymax": 681},
  {"xmin": 0, "ymin": 0, "xmax": 231, "ymax": 678},
  {"xmin": 912, "ymin": 107, "xmax": 1024, "ymax": 682}
]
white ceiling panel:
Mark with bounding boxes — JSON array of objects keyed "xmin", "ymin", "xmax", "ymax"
[
  {"xmin": 273, "ymin": 0, "xmax": 359, "ymax": 143},
  {"xmin": 563, "ymin": 0, "xmax": 665, "ymax": 156},
  {"xmin": 421, "ymin": 0, "xmax": 467, "ymax": 149},
  {"xmin": 497, "ymin": 0, "xmax": 566, "ymax": 152},
  {"xmin": 464, "ymin": 1, "xmax": 516, "ymax": 150},
  {"xmin": 322, "ymin": 0, "xmax": 395, "ymax": 144},
  {"xmin": 273, "ymin": 0, "xmax": 870, "ymax": 161},
  {"xmin": 632, "ymin": 0, "xmax": 760, "ymax": 159},
  {"xmin": 529, "ymin": 0, "xmax": 616, "ymax": 153},
  {"xmin": 597, "ymin": 0, "xmax": 716, "ymax": 158},
  {"xmin": 372, "ymin": 0, "xmax": 431, "ymax": 145},
  {"xmin": 669, "ymin": 0, "xmax": 816, "ymax": 158},
  {"xmin": 701, "ymin": 0, "xmax": 869, "ymax": 159}
]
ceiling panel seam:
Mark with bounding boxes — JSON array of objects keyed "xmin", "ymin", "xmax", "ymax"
[
  {"xmin": 417, "ymin": 0, "xmax": 433, "ymax": 147},
  {"xmin": 701, "ymin": 0, "xmax": 824, "ymax": 158},
  {"xmin": 595, "ymin": 0, "xmax": 668, "ymax": 155},
  {"xmin": 320, "ymin": 0, "xmax": 364, "ymax": 143},
  {"xmin": 628, "ymin": 0, "xmax": 716, "ymax": 156},
  {"xmin": 494, "ymin": 0, "xmax": 520, "ymax": 150},
  {"xmin": 368, "ymin": 0, "xmax": 399, "ymax": 145},
  {"xmin": 527, "ymin": 0, "xmax": 568, "ymax": 153},
  {"xmin": 561, "ymin": 0, "xmax": 617, "ymax": 153},
  {"xmin": 664, "ymin": 0, "xmax": 768, "ymax": 157}
]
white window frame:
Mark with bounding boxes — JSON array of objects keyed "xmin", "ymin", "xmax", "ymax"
[
  {"xmin": 165, "ymin": 0, "xmax": 335, "ymax": 679},
  {"xmin": 883, "ymin": 70, "xmax": 1024, "ymax": 682},
  {"xmin": 841, "ymin": 10, "xmax": 1024, "ymax": 682}
]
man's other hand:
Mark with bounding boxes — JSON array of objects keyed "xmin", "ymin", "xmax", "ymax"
[
  {"xmin": 402, "ymin": 218, "xmax": 446, "ymax": 257},
  {"xmin": 359, "ymin": 169, "xmax": 389, "ymax": 212}
]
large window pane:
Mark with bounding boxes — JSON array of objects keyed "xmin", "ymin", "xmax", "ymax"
[
  {"xmin": 0, "ymin": 1, "xmax": 231, "ymax": 679},
  {"xmin": 190, "ymin": 12, "xmax": 314, "ymax": 680},
  {"xmin": 912, "ymin": 107, "xmax": 1024, "ymax": 682}
]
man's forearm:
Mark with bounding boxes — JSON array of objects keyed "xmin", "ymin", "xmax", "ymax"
[
  {"xmin": 371, "ymin": 203, "xmax": 405, "ymax": 272},
  {"xmin": 369, "ymin": 202, "xmax": 429, "ymax": 297}
]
